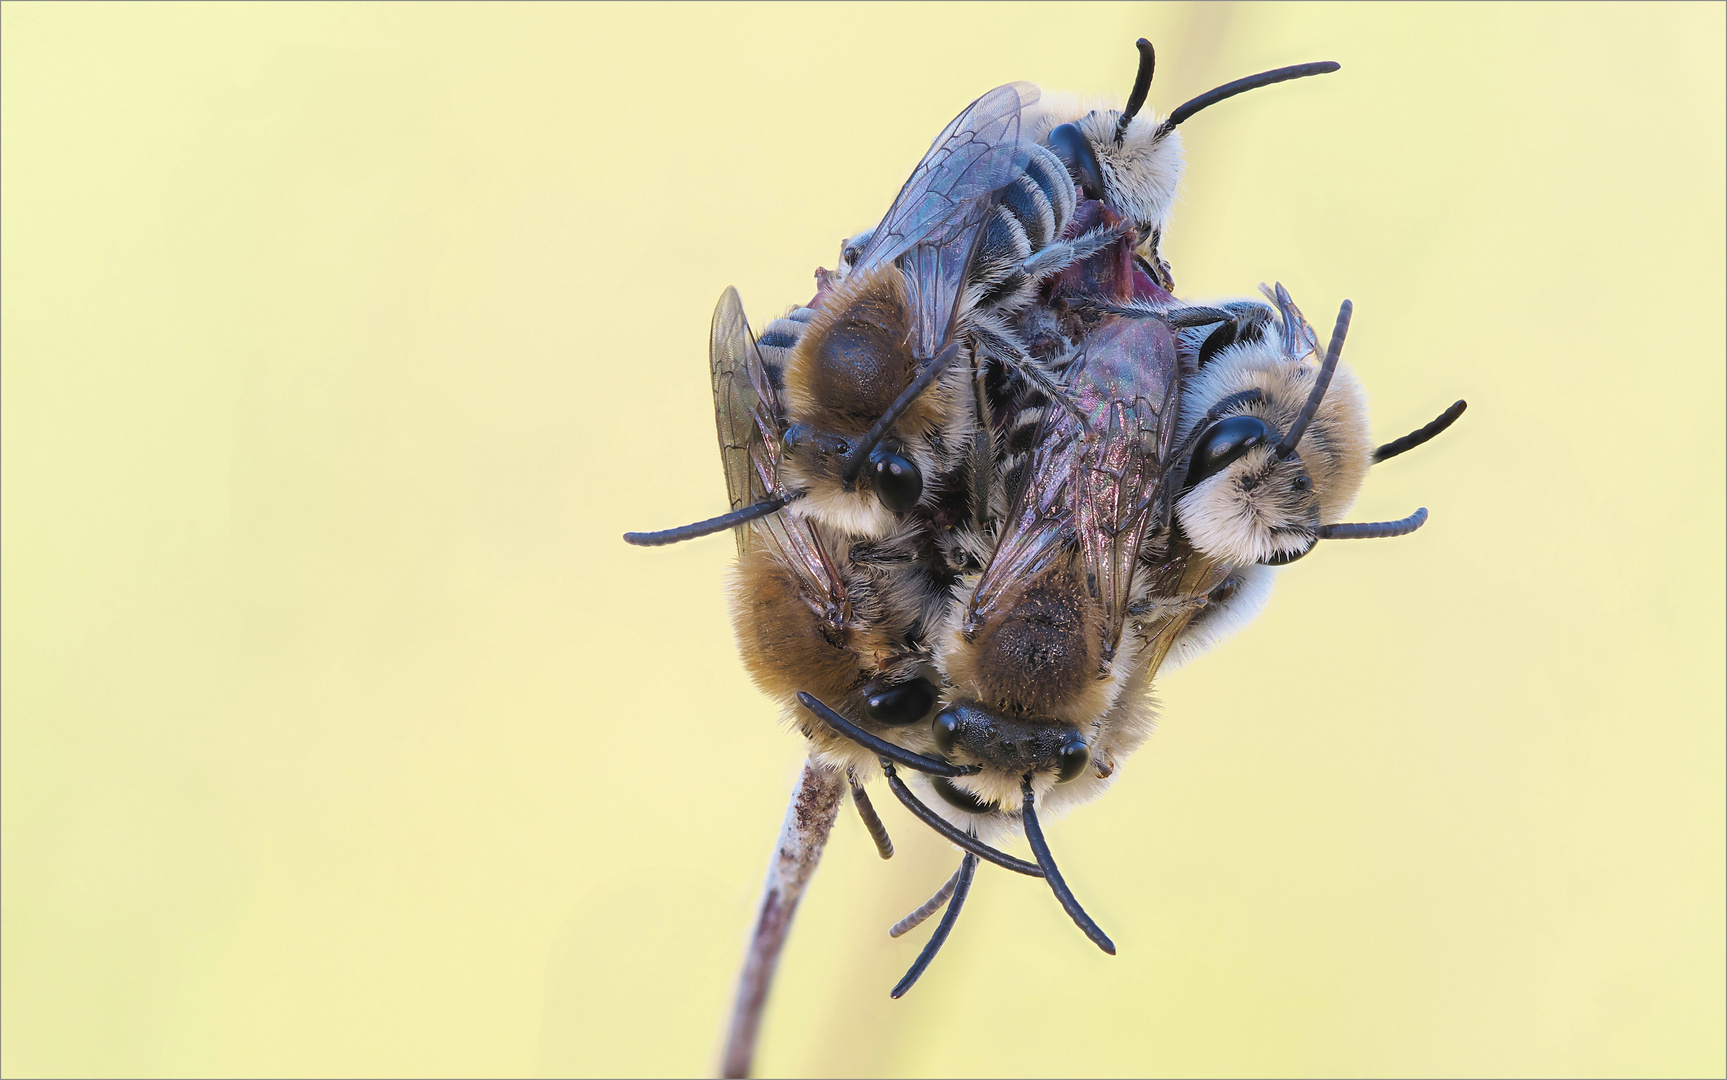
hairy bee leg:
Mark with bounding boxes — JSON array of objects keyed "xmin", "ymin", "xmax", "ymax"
[
  {"xmin": 881, "ymin": 762, "xmax": 1044, "ymax": 877},
  {"xmin": 971, "ymin": 322, "xmax": 1089, "ymax": 430},
  {"xmin": 890, "ymin": 865, "xmax": 963, "ymax": 938},
  {"xmin": 889, "ymin": 853, "xmax": 977, "ymax": 999},
  {"xmin": 1022, "ymin": 222, "xmax": 1131, "ymax": 280},
  {"xmin": 1021, "ymin": 777, "xmax": 1116, "ymax": 955},
  {"xmin": 847, "ymin": 769, "xmax": 894, "ymax": 860},
  {"xmin": 796, "ymin": 691, "xmax": 974, "ymax": 778},
  {"xmin": 971, "ymin": 357, "xmax": 992, "ymax": 533}
]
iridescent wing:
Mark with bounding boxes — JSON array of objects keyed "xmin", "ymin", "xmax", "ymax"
[
  {"xmin": 709, "ymin": 287, "xmax": 850, "ymax": 623},
  {"xmin": 969, "ymin": 317, "xmax": 1180, "ymax": 661},
  {"xmin": 853, "ymin": 82, "xmax": 1039, "ymax": 359}
]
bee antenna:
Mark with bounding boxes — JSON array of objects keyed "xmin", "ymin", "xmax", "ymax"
[
  {"xmin": 1021, "ymin": 777, "xmax": 1115, "ymax": 954},
  {"xmin": 623, "ymin": 495, "xmax": 791, "ymax": 546},
  {"xmin": 797, "ymin": 692, "xmax": 976, "ymax": 778},
  {"xmin": 1156, "ymin": 60, "xmax": 1340, "ymax": 137},
  {"xmin": 1276, "ymin": 299, "xmax": 1351, "ymax": 458},
  {"xmin": 1115, "ymin": 38, "xmax": 1156, "ymax": 143},
  {"xmin": 890, "ymin": 865, "xmax": 963, "ymax": 938},
  {"xmin": 839, "ymin": 339, "xmax": 962, "ymax": 485},
  {"xmin": 1315, "ymin": 506, "xmax": 1428, "ymax": 540},
  {"xmin": 848, "ymin": 770, "xmax": 894, "ymax": 860},
  {"xmin": 1373, "ymin": 400, "xmax": 1467, "ymax": 463},
  {"xmin": 890, "ymin": 853, "xmax": 977, "ymax": 999},
  {"xmin": 879, "ymin": 762, "xmax": 1045, "ymax": 876}
]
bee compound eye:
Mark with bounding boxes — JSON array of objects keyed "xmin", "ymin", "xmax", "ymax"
[
  {"xmin": 863, "ymin": 677, "xmax": 938, "ymax": 726},
  {"xmin": 1056, "ymin": 737, "xmax": 1091, "ymax": 783},
  {"xmin": 1186, "ymin": 415, "xmax": 1273, "ymax": 489},
  {"xmin": 931, "ymin": 709, "xmax": 961, "ymax": 754},
  {"xmin": 1046, "ymin": 122, "xmax": 1104, "ymax": 200},
  {"xmin": 869, "ymin": 448, "xmax": 923, "ymax": 513}
]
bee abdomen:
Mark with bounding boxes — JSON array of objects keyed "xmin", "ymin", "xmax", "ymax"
[
  {"xmin": 1021, "ymin": 143, "xmax": 1077, "ymax": 243},
  {"xmin": 756, "ymin": 307, "xmax": 817, "ymax": 391}
]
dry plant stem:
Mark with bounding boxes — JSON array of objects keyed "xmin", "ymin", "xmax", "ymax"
[{"xmin": 720, "ymin": 757, "xmax": 846, "ymax": 1079}]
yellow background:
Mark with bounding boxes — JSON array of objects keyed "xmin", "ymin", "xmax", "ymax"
[{"xmin": 4, "ymin": 3, "xmax": 1722, "ymax": 1076}]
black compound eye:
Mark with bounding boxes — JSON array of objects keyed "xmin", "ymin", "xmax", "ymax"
[
  {"xmin": 862, "ymin": 677, "xmax": 937, "ymax": 726},
  {"xmin": 869, "ymin": 448, "xmax": 922, "ymax": 513},
  {"xmin": 1261, "ymin": 541, "xmax": 1314, "ymax": 566},
  {"xmin": 931, "ymin": 709, "xmax": 961, "ymax": 754},
  {"xmin": 1056, "ymin": 737, "xmax": 1090, "ymax": 783},
  {"xmin": 1046, "ymin": 122, "xmax": 1104, "ymax": 200},
  {"xmin": 1186, "ymin": 415, "xmax": 1273, "ymax": 489}
]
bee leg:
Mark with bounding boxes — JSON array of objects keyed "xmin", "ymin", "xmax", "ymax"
[
  {"xmin": 972, "ymin": 324, "xmax": 1089, "ymax": 431},
  {"xmin": 1022, "ymin": 221, "xmax": 1131, "ymax": 280},
  {"xmin": 889, "ymin": 865, "xmax": 963, "ymax": 938},
  {"xmin": 970, "ymin": 357, "xmax": 993, "ymax": 533},
  {"xmin": 1021, "ymin": 776, "xmax": 1116, "ymax": 954},
  {"xmin": 889, "ymin": 853, "xmax": 977, "ymax": 999},
  {"xmin": 847, "ymin": 768, "xmax": 894, "ymax": 860}
]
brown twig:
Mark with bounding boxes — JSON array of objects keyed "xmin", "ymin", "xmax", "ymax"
[{"xmin": 719, "ymin": 757, "xmax": 846, "ymax": 1078}]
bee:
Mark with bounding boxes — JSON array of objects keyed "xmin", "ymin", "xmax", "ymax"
[
  {"xmin": 799, "ymin": 309, "xmax": 1186, "ymax": 979},
  {"xmin": 1029, "ymin": 39, "xmax": 1342, "ymax": 293},
  {"xmin": 702, "ymin": 285, "xmax": 967, "ymax": 865},
  {"xmin": 1171, "ymin": 284, "xmax": 1465, "ymax": 568},
  {"xmin": 628, "ymin": 81, "xmax": 1129, "ymax": 556}
]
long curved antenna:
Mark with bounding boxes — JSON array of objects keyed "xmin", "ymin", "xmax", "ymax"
[
  {"xmin": 881, "ymin": 763, "xmax": 1044, "ymax": 877},
  {"xmin": 1157, "ymin": 60, "xmax": 1341, "ymax": 136},
  {"xmin": 890, "ymin": 853, "xmax": 977, "ymax": 999},
  {"xmin": 1316, "ymin": 506, "xmax": 1428, "ymax": 540},
  {"xmin": 890, "ymin": 866, "xmax": 963, "ymax": 938},
  {"xmin": 1115, "ymin": 38, "xmax": 1156, "ymax": 143},
  {"xmin": 1374, "ymin": 400, "xmax": 1467, "ymax": 463},
  {"xmin": 1276, "ymin": 299, "xmax": 1351, "ymax": 458},
  {"xmin": 623, "ymin": 495, "xmax": 789, "ymax": 546},
  {"xmin": 1021, "ymin": 777, "xmax": 1115, "ymax": 954},
  {"xmin": 798, "ymin": 692, "xmax": 976, "ymax": 777},
  {"xmin": 839, "ymin": 339, "xmax": 962, "ymax": 484},
  {"xmin": 848, "ymin": 769, "xmax": 894, "ymax": 860}
]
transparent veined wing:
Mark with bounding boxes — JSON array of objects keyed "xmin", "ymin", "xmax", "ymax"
[
  {"xmin": 967, "ymin": 316, "xmax": 1180, "ymax": 662},
  {"xmin": 853, "ymin": 82, "xmax": 1040, "ymax": 360},
  {"xmin": 709, "ymin": 287, "xmax": 851, "ymax": 623},
  {"xmin": 711, "ymin": 286, "xmax": 774, "ymax": 530},
  {"xmin": 1066, "ymin": 317, "xmax": 1181, "ymax": 660}
]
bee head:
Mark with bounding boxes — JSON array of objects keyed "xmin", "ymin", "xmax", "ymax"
[
  {"xmin": 782, "ymin": 265, "xmax": 966, "ymax": 538},
  {"xmin": 1175, "ymin": 296, "xmax": 1372, "ymax": 566}
]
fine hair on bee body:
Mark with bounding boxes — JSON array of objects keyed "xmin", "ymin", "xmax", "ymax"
[
  {"xmin": 622, "ymin": 37, "xmax": 1469, "ymax": 1022},
  {"xmin": 1027, "ymin": 39, "xmax": 1341, "ymax": 290},
  {"xmin": 1172, "ymin": 284, "xmax": 1464, "ymax": 569}
]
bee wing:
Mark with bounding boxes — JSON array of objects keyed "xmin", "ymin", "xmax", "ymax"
[
  {"xmin": 711, "ymin": 287, "xmax": 802, "ymax": 557},
  {"xmin": 968, "ymin": 412, "xmax": 1080, "ymax": 630},
  {"xmin": 709, "ymin": 288, "xmax": 852, "ymax": 614},
  {"xmin": 854, "ymin": 82, "xmax": 1040, "ymax": 358},
  {"xmin": 970, "ymin": 318, "xmax": 1181, "ymax": 657},
  {"xmin": 1074, "ymin": 320, "xmax": 1182, "ymax": 657}
]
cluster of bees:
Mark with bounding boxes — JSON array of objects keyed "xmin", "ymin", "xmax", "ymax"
[{"xmin": 628, "ymin": 40, "xmax": 1463, "ymax": 998}]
